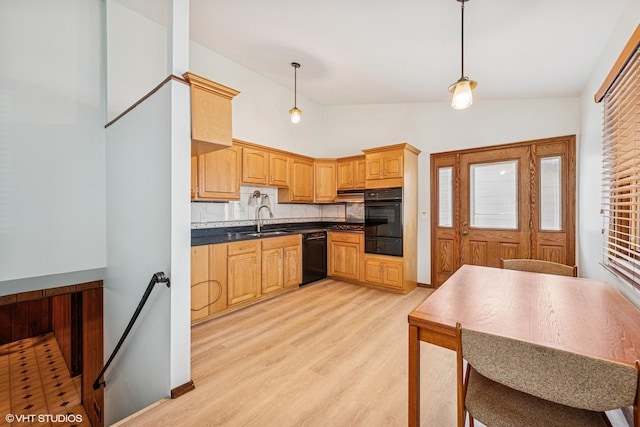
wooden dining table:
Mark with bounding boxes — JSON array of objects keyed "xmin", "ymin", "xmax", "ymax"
[{"xmin": 407, "ymin": 264, "xmax": 640, "ymax": 426}]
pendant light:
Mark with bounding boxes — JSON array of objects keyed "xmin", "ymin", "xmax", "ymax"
[
  {"xmin": 289, "ymin": 62, "xmax": 302, "ymax": 123},
  {"xmin": 448, "ymin": 0, "xmax": 477, "ymax": 110}
]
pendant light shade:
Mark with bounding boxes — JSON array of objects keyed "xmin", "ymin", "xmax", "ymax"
[
  {"xmin": 289, "ymin": 107, "xmax": 302, "ymax": 123},
  {"xmin": 290, "ymin": 62, "xmax": 302, "ymax": 123},
  {"xmin": 449, "ymin": 0, "xmax": 477, "ymax": 110}
]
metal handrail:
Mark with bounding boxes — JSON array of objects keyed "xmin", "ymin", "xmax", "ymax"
[{"xmin": 93, "ymin": 272, "xmax": 171, "ymax": 390}]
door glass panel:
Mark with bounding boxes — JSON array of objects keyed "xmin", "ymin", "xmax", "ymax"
[
  {"xmin": 438, "ymin": 167, "xmax": 453, "ymax": 227},
  {"xmin": 470, "ymin": 161, "xmax": 517, "ymax": 229},
  {"xmin": 540, "ymin": 156, "xmax": 562, "ymax": 231}
]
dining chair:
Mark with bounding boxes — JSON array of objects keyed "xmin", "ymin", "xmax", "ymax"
[
  {"xmin": 455, "ymin": 323, "xmax": 640, "ymax": 427},
  {"xmin": 500, "ymin": 258, "xmax": 578, "ymax": 277}
]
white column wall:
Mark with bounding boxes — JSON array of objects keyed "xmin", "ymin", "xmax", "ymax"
[
  {"xmin": 578, "ymin": 0, "xmax": 640, "ymax": 307},
  {"xmin": 105, "ymin": 81, "xmax": 186, "ymax": 424}
]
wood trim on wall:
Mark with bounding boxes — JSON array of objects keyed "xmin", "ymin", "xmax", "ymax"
[
  {"xmin": 595, "ymin": 23, "xmax": 640, "ymax": 103},
  {"xmin": 170, "ymin": 380, "xmax": 196, "ymax": 399},
  {"xmin": 0, "ymin": 281, "xmax": 103, "ymax": 306},
  {"xmin": 105, "ymin": 75, "xmax": 189, "ymax": 128}
]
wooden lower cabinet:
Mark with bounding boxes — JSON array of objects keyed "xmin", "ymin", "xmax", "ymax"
[
  {"xmin": 328, "ymin": 232, "xmax": 362, "ymax": 281},
  {"xmin": 191, "ymin": 235, "xmax": 302, "ymax": 324},
  {"xmin": 190, "ymin": 244, "xmax": 228, "ymax": 322},
  {"xmin": 262, "ymin": 235, "xmax": 302, "ymax": 294},
  {"xmin": 328, "ymin": 233, "xmax": 410, "ymax": 292},
  {"xmin": 363, "ymin": 255, "xmax": 404, "ymax": 290},
  {"xmin": 261, "ymin": 247, "xmax": 283, "ymax": 294},
  {"xmin": 227, "ymin": 241, "xmax": 261, "ymax": 306},
  {"xmin": 283, "ymin": 245, "xmax": 302, "ymax": 288}
]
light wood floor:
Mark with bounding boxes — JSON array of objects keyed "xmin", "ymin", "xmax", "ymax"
[{"xmin": 116, "ymin": 279, "xmax": 458, "ymax": 426}]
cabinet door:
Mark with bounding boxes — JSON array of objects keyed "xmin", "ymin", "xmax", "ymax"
[
  {"xmin": 364, "ymin": 256, "xmax": 403, "ymax": 289},
  {"xmin": 191, "ymin": 156, "xmax": 198, "ymax": 200},
  {"xmin": 191, "ymin": 246, "xmax": 210, "ymax": 322},
  {"xmin": 364, "ymin": 258, "xmax": 384, "ymax": 284},
  {"xmin": 269, "ymin": 153, "xmax": 290, "ymax": 187},
  {"xmin": 208, "ymin": 243, "xmax": 228, "ymax": 314},
  {"xmin": 330, "ymin": 242, "xmax": 360, "ymax": 281},
  {"xmin": 382, "ymin": 154, "xmax": 403, "ymax": 179},
  {"xmin": 290, "ymin": 158, "xmax": 314, "ymax": 202},
  {"xmin": 337, "ymin": 161, "xmax": 355, "ymax": 190},
  {"xmin": 228, "ymin": 248, "xmax": 260, "ymax": 305},
  {"xmin": 242, "ymin": 147, "xmax": 269, "ymax": 185},
  {"xmin": 355, "ymin": 159, "xmax": 367, "ymax": 189},
  {"xmin": 315, "ymin": 161, "xmax": 337, "ymax": 202},
  {"xmin": 261, "ymin": 248, "xmax": 283, "ymax": 294},
  {"xmin": 366, "ymin": 156, "xmax": 384, "ymax": 181},
  {"xmin": 283, "ymin": 245, "xmax": 302, "ymax": 288},
  {"xmin": 197, "ymin": 146, "xmax": 242, "ymax": 200}
]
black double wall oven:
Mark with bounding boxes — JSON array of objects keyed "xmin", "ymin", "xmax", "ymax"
[{"xmin": 364, "ymin": 187, "xmax": 403, "ymax": 257}]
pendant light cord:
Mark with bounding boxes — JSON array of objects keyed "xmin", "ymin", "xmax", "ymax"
[
  {"xmin": 460, "ymin": 1, "xmax": 465, "ymax": 78},
  {"xmin": 294, "ymin": 65, "xmax": 297, "ymax": 108}
]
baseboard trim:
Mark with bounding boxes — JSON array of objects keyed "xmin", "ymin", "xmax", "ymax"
[
  {"xmin": 417, "ymin": 282, "xmax": 433, "ymax": 288},
  {"xmin": 171, "ymin": 380, "xmax": 195, "ymax": 399}
]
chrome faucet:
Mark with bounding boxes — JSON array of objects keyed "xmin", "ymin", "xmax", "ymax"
[{"xmin": 256, "ymin": 204, "xmax": 273, "ymax": 233}]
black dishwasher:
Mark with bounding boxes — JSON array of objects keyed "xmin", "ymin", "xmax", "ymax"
[{"xmin": 301, "ymin": 231, "xmax": 327, "ymax": 285}]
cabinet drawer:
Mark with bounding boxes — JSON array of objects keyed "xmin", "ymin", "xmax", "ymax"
[
  {"xmin": 261, "ymin": 234, "xmax": 301, "ymax": 250},
  {"xmin": 228, "ymin": 241, "xmax": 259, "ymax": 256},
  {"xmin": 330, "ymin": 232, "xmax": 361, "ymax": 244}
]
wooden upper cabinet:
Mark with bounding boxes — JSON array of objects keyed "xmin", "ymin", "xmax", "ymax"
[
  {"xmin": 242, "ymin": 147, "xmax": 269, "ymax": 185},
  {"xmin": 315, "ymin": 160, "xmax": 337, "ymax": 202},
  {"xmin": 337, "ymin": 155, "xmax": 366, "ymax": 190},
  {"xmin": 193, "ymin": 145, "xmax": 242, "ymax": 200},
  {"xmin": 183, "ymin": 72, "xmax": 239, "ymax": 155},
  {"xmin": 237, "ymin": 141, "xmax": 290, "ymax": 188},
  {"xmin": 355, "ymin": 158, "xmax": 367, "ymax": 189},
  {"xmin": 279, "ymin": 156, "xmax": 314, "ymax": 203},
  {"xmin": 363, "ymin": 143, "xmax": 419, "ymax": 189},
  {"xmin": 268, "ymin": 153, "xmax": 290, "ymax": 187}
]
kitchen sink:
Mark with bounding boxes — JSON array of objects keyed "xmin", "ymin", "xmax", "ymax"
[{"xmin": 245, "ymin": 231, "xmax": 289, "ymax": 237}]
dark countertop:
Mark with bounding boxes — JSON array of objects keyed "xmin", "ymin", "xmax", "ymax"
[{"xmin": 191, "ymin": 221, "xmax": 364, "ymax": 246}]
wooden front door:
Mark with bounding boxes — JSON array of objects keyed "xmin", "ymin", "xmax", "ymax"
[
  {"xmin": 460, "ymin": 145, "xmax": 531, "ymax": 268},
  {"xmin": 431, "ymin": 135, "xmax": 576, "ymax": 287}
]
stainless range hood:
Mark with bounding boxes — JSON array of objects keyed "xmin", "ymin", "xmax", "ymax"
[{"xmin": 335, "ymin": 189, "xmax": 364, "ymax": 203}]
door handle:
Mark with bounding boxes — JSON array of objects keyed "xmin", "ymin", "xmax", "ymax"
[{"xmin": 461, "ymin": 230, "xmax": 468, "ymax": 236}]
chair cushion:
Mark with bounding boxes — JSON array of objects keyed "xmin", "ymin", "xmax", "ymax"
[{"xmin": 465, "ymin": 367, "xmax": 609, "ymax": 427}]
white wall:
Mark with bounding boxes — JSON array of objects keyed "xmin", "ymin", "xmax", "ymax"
[
  {"xmin": 189, "ymin": 42, "xmax": 326, "ymax": 156},
  {"xmin": 324, "ymin": 98, "xmax": 580, "ymax": 284},
  {"xmin": 0, "ymin": 0, "xmax": 106, "ymax": 292},
  {"xmin": 107, "ymin": 0, "xmax": 167, "ymax": 120},
  {"xmin": 104, "ymin": 79, "xmax": 191, "ymax": 425},
  {"xmin": 578, "ymin": 0, "xmax": 640, "ymax": 307}
]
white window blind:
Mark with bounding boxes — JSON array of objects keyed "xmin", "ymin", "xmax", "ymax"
[{"xmin": 601, "ymin": 48, "xmax": 640, "ymax": 289}]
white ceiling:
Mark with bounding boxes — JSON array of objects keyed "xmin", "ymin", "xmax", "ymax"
[{"xmin": 117, "ymin": 0, "xmax": 628, "ymax": 105}]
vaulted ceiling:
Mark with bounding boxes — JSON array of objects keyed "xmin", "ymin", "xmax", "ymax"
[{"xmin": 117, "ymin": 0, "xmax": 628, "ymax": 105}]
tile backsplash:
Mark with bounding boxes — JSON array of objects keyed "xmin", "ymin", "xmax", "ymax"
[{"xmin": 192, "ymin": 185, "xmax": 348, "ymax": 229}]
